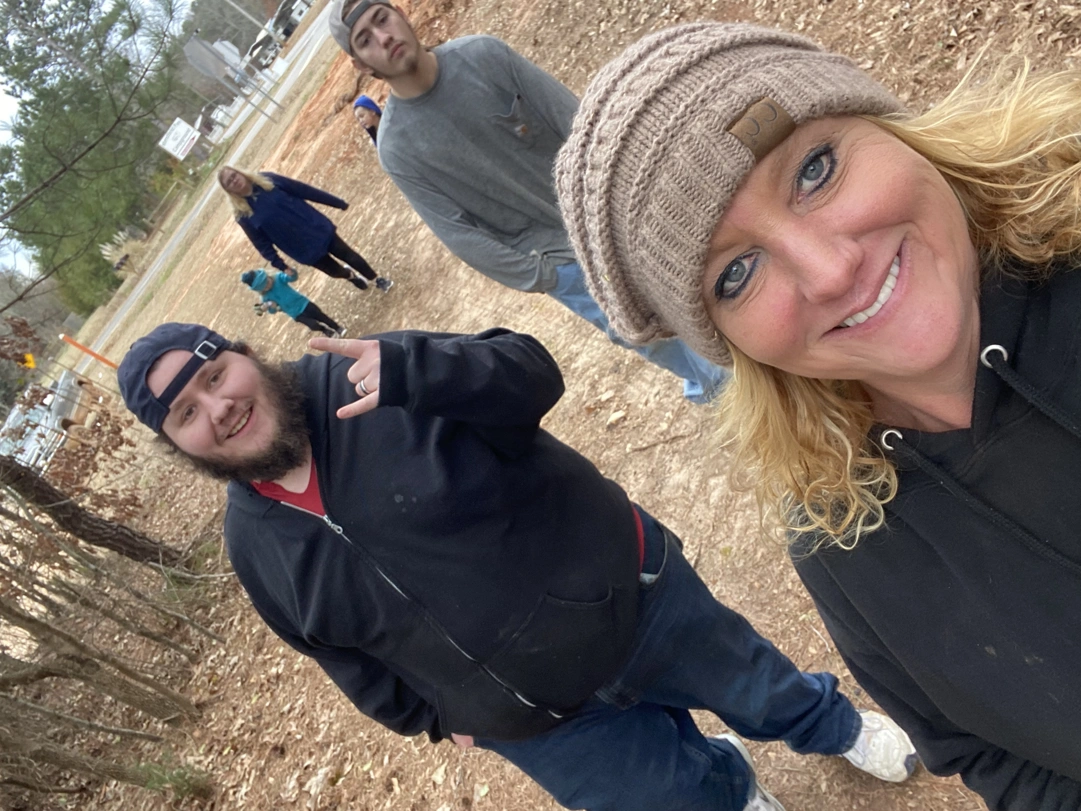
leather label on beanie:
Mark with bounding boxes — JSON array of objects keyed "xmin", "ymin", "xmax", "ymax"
[{"xmin": 728, "ymin": 98, "xmax": 795, "ymax": 162}]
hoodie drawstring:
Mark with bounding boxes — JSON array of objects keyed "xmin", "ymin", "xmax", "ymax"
[
  {"xmin": 878, "ymin": 344, "xmax": 1081, "ymax": 577},
  {"xmin": 979, "ymin": 344, "xmax": 1081, "ymax": 441}
]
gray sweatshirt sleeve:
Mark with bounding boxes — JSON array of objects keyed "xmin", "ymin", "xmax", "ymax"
[{"xmin": 385, "ymin": 166, "xmax": 551, "ymax": 292}]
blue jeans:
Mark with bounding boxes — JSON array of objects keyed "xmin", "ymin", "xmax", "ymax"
[
  {"xmin": 479, "ymin": 513, "xmax": 860, "ymax": 811},
  {"xmin": 549, "ymin": 262, "xmax": 728, "ymax": 404}
]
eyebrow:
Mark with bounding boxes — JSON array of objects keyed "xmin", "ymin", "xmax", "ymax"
[
  {"xmin": 351, "ymin": 6, "xmax": 384, "ymax": 41},
  {"xmin": 166, "ymin": 362, "xmax": 216, "ymax": 423},
  {"xmin": 707, "ymin": 232, "xmax": 742, "ymax": 264},
  {"xmin": 706, "ymin": 139, "xmax": 807, "ymax": 262}
]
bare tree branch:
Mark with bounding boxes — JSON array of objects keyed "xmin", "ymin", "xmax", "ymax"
[
  {"xmin": 0, "ymin": 694, "xmax": 165, "ymax": 742},
  {"xmin": 0, "ymin": 2, "xmax": 177, "ymax": 225}
]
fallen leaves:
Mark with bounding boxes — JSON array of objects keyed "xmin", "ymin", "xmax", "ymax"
[{"xmin": 431, "ymin": 761, "xmax": 447, "ymax": 786}]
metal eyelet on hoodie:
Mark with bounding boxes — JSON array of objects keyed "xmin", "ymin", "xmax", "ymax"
[
  {"xmin": 980, "ymin": 342, "xmax": 1081, "ymax": 440},
  {"xmin": 873, "ymin": 355, "xmax": 1081, "ymax": 577},
  {"xmin": 980, "ymin": 344, "xmax": 1008, "ymax": 368},
  {"xmin": 880, "ymin": 429, "xmax": 903, "ymax": 451}
]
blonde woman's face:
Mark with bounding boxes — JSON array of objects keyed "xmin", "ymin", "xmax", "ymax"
[
  {"xmin": 701, "ymin": 116, "xmax": 981, "ymax": 393},
  {"xmin": 219, "ymin": 168, "xmax": 252, "ymax": 196}
]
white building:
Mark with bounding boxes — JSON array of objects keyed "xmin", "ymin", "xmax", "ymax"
[{"xmin": 212, "ymin": 39, "xmax": 243, "ymax": 71}]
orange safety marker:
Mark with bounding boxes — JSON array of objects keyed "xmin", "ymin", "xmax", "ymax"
[{"xmin": 59, "ymin": 334, "xmax": 119, "ymax": 369}]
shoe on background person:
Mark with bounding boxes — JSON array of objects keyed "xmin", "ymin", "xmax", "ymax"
[
  {"xmin": 337, "ymin": 327, "xmax": 349, "ymax": 338},
  {"xmin": 375, "ymin": 277, "xmax": 394, "ymax": 292},
  {"xmin": 714, "ymin": 709, "xmax": 917, "ymax": 810},
  {"xmin": 712, "ymin": 734, "xmax": 786, "ymax": 811},
  {"xmin": 842, "ymin": 710, "xmax": 919, "ymax": 782}
]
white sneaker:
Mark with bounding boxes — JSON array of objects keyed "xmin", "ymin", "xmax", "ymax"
[
  {"xmin": 711, "ymin": 735, "xmax": 786, "ymax": 811},
  {"xmin": 842, "ymin": 710, "xmax": 919, "ymax": 782}
]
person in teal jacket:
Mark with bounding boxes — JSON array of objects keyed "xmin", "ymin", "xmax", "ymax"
[{"xmin": 242, "ymin": 268, "xmax": 346, "ymax": 338}]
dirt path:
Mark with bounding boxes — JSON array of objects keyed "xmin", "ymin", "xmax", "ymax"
[{"xmin": 92, "ymin": 0, "xmax": 1079, "ymax": 808}]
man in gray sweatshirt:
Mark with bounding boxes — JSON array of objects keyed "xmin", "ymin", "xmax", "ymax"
[{"xmin": 328, "ymin": 0, "xmax": 726, "ymax": 403}]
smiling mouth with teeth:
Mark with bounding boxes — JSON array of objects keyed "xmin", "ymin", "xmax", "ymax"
[
  {"xmin": 228, "ymin": 408, "xmax": 251, "ymax": 438},
  {"xmin": 839, "ymin": 255, "xmax": 900, "ymax": 328}
]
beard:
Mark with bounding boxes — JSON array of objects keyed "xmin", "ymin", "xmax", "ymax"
[{"xmin": 184, "ymin": 359, "xmax": 310, "ymax": 483}]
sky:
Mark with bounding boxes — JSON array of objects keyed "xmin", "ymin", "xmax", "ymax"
[
  {"xmin": 0, "ymin": 87, "xmax": 17, "ymax": 143},
  {"xmin": 0, "ymin": 87, "xmax": 36, "ymax": 275}
]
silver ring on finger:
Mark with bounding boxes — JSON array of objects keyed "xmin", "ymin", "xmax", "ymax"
[{"xmin": 358, "ymin": 378, "xmax": 370, "ymax": 397}]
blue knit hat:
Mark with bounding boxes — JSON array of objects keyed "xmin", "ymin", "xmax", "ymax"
[
  {"xmin": 353, "ymin": 94, "xmax": 381, "ymax": 115},
  {"xmin": 118, "ymin": 323, "xmax": 233, "ymax": 433},
  {"xmin": 243, "ymin": 269, "xmax": 269, "ymax": 291}
]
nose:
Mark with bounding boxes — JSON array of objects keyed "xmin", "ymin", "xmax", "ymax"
[
  {"xmin": 208, "ymin": 394, "xmax": 233, "ymax": 428},
  {"xmin": 374, "ymin": 26, "xmax": 395, "ymax": 47},
  {"xmin": 771, "ymin": 219, "xmax": 862, "ymax": 304}
]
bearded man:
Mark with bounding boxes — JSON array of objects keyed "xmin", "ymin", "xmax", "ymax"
[{"xmin": 117, "ymin": 322, "xmax": 916, "ymax": 811}]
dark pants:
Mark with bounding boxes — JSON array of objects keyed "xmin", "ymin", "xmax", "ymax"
[
  {"xmin": 294, "ymin": 301, "xmax": 341, "ymax": 335},
  {"xmin": 478, "ymin": 513, "xmax": 860, "ymax": 811},
  {"xmin": 310, "ymin": 233, "xmax": 376, "ymax": 283}
]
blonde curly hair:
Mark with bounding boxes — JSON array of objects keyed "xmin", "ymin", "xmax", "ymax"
[
  {"xmin": 719, "ymin": 59, "xmax": 1081, "ymax": 550},
  {"xmin": 218, "ymin": 167, "xmax": 275, "ymax": 218}
]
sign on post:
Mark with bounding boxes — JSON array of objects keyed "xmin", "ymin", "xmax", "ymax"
[{"xmin": 158, "ymin": 118, "xmax": 201, "ymax": 160}]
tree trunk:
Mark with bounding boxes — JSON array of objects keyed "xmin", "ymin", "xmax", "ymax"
[{"xmin": 0, "ymin": 456, "xmax": 183, "ymax": 567}]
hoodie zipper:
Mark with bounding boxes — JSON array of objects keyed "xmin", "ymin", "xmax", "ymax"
[{"xmin": 283, "ymin": 503, "xmax": 557, "ymax": 717}]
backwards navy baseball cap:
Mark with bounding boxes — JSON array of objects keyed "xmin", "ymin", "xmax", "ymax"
[
  {"xmin": 329, "ymin": 0, "xmax": 392, "ymax": 55},
  {"xmin": 118, "ymin": 323, "xmax": 234, "ymax": 433}
]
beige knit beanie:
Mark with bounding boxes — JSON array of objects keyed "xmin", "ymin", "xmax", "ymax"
[{"xmin": 556, "ymin": 22, "xmax": 905, "ymax": 366}]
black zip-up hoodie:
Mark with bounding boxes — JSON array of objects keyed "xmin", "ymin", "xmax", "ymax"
[
  {"xmin": 795, "ymin": 270, "xmax": 1081, "ymax": 810},
  {"xmin": 224, "ymin": 329, "xmax": 640, "ymax": 742}
]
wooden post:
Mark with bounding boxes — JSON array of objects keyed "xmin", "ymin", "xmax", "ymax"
[{"xmin": 59, "ymin": 335, "xmax": 118, "ymax": 370}]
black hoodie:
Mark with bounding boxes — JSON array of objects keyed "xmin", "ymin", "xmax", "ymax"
[
  {"xmin": 795, "ymin": 270, "xmax": 1081, "ymax": 810},
  {"xmin": 224, "ymin": 329, "xmax": 640, "ymax": 742}
]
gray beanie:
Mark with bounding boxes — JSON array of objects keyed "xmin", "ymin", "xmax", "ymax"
[
  {"xmin": 328, "ymin": 0, "xmax": 391, "ymax": 55},
  {"xmin": 555, "ymin": 22, "xmax": 905, "ymax": 366}
]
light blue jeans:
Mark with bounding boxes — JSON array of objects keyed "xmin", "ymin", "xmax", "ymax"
[{"xmin": 549, "ymin": 262, "xmax": 727, "ymax": 403}]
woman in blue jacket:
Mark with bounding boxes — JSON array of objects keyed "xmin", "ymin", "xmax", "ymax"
[{"xmin": 218, "ymin": 167, "xmax": 393, "ymax": 292}]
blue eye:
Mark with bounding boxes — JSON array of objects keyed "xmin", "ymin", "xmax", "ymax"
[
  {"xmin": 713, "ymin": 252, "xmax": 759, "ymax": 300},
  {"xmin": 797, "ymin": 145, "xmax": 835, "ymax": 197}
]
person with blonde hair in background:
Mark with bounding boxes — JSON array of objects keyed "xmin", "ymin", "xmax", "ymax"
[
  {"xmin": 558, "ymin": 21, "xmax": 1081, "ymax": 810},
  {"xmin": 218, "ymin": 166, "xmax": 393, "ymax": 292}
]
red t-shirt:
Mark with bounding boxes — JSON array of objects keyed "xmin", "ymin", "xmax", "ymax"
[
  {"xmin": 252, "ymin": 458, "xmax": 324, "ymax": 515},
  {"xmin": 632, "ymin": 505, "xmax": 645, "ymax": 571}
]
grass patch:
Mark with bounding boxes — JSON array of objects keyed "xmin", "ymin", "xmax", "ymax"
[{"xmin": 135, "ymin": 758, "xmax": 214, "ymax": 800}]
